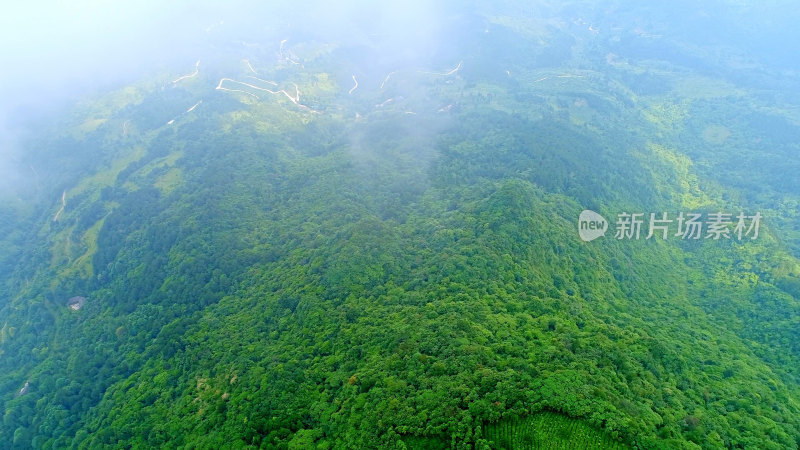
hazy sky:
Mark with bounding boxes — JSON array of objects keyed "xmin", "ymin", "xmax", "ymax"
[
  {"xmin": 0, "ymin": 0, "xmax": 206, "ymax": 191},
  {"xmin": 0, "ymin": 0, "xmax": 452, "ymax": 194},
  {"xmin": 0, "ymin": 0, "xmax": 255, "ymax": 196},
  {"xmin": 1, "ymin": 1, "xmax": 237, "ymax": 107},
  {"xmin": 0, "ymin": 0, "xmax": 449, "ymax": 105}
]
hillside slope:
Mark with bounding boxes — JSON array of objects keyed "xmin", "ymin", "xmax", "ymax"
[{"xmin": 1, "ymin": 2, "xmax": 799, "ymax": 449}]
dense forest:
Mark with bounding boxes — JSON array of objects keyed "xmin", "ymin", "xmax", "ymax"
[{"xmin": 1, "ymin": 1, "xmax": 799, "ymax": 448}]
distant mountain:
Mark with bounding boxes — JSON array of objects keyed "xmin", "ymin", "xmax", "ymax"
[{"xmin": 1, "ymin": 2, "xmax": 798, "ymax": 448}]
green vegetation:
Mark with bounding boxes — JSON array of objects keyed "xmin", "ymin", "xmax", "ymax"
[
  {"xmin": 1, "ymin": 1, "xmax": 799, "ymax": 449},
  {"xmin": 483, "ymin": 412, "xmax": 630, "ymax": 449}
]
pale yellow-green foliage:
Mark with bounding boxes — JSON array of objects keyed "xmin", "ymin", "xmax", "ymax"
[
  {"xmin": 642, "ymin": 101, "xmax": 690, "ymax": 131},
  {"xmin": 49, "ymin": 142, "xmax": 148, "ymax": 285},
  {"xmin": 49, "ymin": 215, "xmax": 107, "ymax": 288},
  {"xmin": 154, "ymin": 168, "xmax": 183, "ymax": 195},
  {"xmin": 67, "ymin": 86, "xmax": 148, "ymax": 139},
  {"xmin": 123, "ymin": 150, "xmax": 185, "ymax": 192},
  {"xmin": 308, "ymin": 72, "xmax": 337, "ymax": 95},
  {"xmin": 223, "ymin": 107, "xmax": 302, "ymax": 134},
  {"xmin": 66, "ymin": 146, "xmax": 147, "ymax": 199},
  {"xmin": 69, "ymin": 216, "xmax": 106, "ymax": 279},
  {"xmin": 640, "ymin": 143, "xmax": 712, "ymax": 209},
  {"xmin": 222, "ymin": 94, "xmax": 311, "ymax": 133},
  {"xmin": 77, "ymin": 118, "xmax": 108, "ymax": 134}
]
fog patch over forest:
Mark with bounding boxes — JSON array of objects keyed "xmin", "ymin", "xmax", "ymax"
[{"xmin": 0, "ymin": 0, "xmax": 465, "ymax": 199}]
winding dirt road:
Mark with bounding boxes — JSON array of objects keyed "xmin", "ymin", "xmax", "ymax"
[
  {"xmin": 172, "ymin": 60, "xmax": 200, "ymax": 84},
  {"xmin": 380, "ymin": 72, "xmax": 396, "ymax": 90},
  {"xmin": 419, "ymin": 61, "xmax": 462, "ymax": 76},
  {"xmin": 216, "ymin": 78, "xmax": 318, "ymax": 113},
  {"xmin": 216, "ymin": 78, "xmax": 261, "ymax": 99},
  {"xmin": 186, "ymin": 101, "xmax": 203, "ymax": 113},
  {"xmin": 53, "ymin": 190, "xmax": 66, "ymax": 222}
]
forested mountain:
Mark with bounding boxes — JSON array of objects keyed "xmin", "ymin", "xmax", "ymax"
[{"xmin": 1, "ymin": 1, "xmax": 799, "ymax": 448}]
